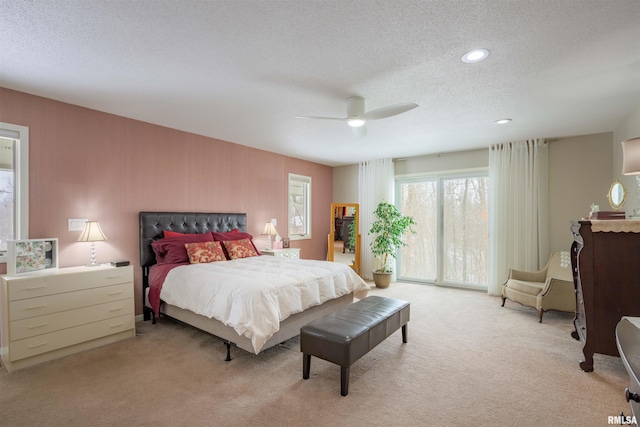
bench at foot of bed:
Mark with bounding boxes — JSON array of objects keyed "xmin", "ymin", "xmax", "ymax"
[{"xmin": 300, "ymin": 295, "xmax": 410, "ymax": 396}]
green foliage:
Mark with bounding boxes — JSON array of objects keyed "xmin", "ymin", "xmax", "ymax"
[
  {"xmin": 368, "ymin": 202, "xmax": 416, "ymax": 273},
  {"xmin": 347, "ymin": 219, "xmax": 357, "ymax": 250}
]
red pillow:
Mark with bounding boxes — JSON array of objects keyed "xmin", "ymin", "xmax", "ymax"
[
  {"xmin": 163, "ymin": 230, "xmax": 186, "ymax": 238},
  {"xmin": 212, "ymin": 230, "xmax": 250, "ymax": 241},
  {"xmin": 185, "ymin": 241, "xmax": 226, "ymax": 264},
  {"xmin": 222, "ymin": 239, "xmax": 259, "ymax": 259},
  {"xmin": 152, "ymin": 233, "xmax": 214, "ymax": 264}
]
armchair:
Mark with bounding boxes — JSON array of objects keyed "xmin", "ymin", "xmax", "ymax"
[{"xmin": 501, "ymin": 251, "xmax": 575, "ymax": 322}]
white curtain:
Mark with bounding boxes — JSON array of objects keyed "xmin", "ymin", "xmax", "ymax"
[
  {"xmin": 358, "ymin": 158, "xmax": 394, "ymax": 280},
  {"xmin": 488, "ymin": 139, "xmax": 549, "ymax": 296}
]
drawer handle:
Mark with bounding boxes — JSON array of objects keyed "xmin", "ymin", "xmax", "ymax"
[
  {"xmin": 110, "ymin": 322, "xmax": 124, "ymax": 328},
  {"xmin": 27, "ymin": 303, "xmax": 47, "ymax": 310},
  {"xmin": 26, "ymin": 285, "xmax": 47, "ymax": 290},
  {"xmin": 108, "ymin": 291, "xmax": 124, "ymax": 296},
  {"xmin": 28, "ymin": 341, "xmax": 48, "ymax": 349},
  {"xmin": 625, "ymin": 388, "xmax": 640, "ymax": 403},
  {"xmin": 109, "ymin": 307, "xmax": 124, "ymax": 312},
  {"xmin": 106, "ymin": 275, "xmax": 123, "ymax": 279},
  {"xmin": 28, "ymin": 322, "xmax": 48, "ymax": 329}
]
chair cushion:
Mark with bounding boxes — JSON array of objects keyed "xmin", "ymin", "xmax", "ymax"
[{"xmin": 505, "ymin": 279, "xmax": 544, "ymax": 296}]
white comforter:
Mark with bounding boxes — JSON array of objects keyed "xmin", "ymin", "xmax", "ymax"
[{"xmin": 160, "ymin": 256, "xmax": 370, "ymax": 353}]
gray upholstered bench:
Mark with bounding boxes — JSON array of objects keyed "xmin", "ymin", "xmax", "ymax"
[{"xmin": 300, "ymin": 295, "xmax": 410, "ymax": 396}]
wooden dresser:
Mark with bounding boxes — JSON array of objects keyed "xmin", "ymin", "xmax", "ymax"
[
  {"xmin": 571, "ymin": 220, "xmax": 640, "ymax": 372},
  {"xmin": 1, "ymin": 264, "xmax": 135, "ymax": 372}
]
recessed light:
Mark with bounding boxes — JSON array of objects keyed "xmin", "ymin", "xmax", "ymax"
[
  {"xmin": 461, "ymin": 48, "xmax": 491, "ymax": 63},
  {"xmin": 495, "ymin": 119, "xmax": 512, "ymax": 125}
]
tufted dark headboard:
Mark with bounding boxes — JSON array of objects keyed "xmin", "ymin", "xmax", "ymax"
[
  {"xmin": 139, "ymin": 211, "xmax": 248, "ymax": 320},
  {"xmin": 139, "ymin": 211, "xmax": 248, "ymax": 268}
]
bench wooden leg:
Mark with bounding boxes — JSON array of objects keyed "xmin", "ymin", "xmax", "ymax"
[
  {"xmin": 341, "ymin": 366, "xmax": 350, "ymax": 396},
  {"xmin": 402, "ymin": 324, "xmax": 408, "ymax": 343},
  {"xmin": 303, "ymin": 353, "xmax": 311, "ymax": 379}
]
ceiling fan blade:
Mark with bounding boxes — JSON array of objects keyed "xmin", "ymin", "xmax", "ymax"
[
  {"xmin": 352, "ymin": 124, "xmax": 367, "ymax": 138},
  {"xmin": 295, "ymin": 115, "xmax": 346, "ymax": 122},
  {"xmin": 362, "ymin": 102, "xmax": 418, "ymax": 121}
]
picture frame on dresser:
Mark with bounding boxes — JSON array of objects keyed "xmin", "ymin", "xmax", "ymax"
[{"xmin": 6, "ymin": 238, "xmax": 58, "ymax": 276}]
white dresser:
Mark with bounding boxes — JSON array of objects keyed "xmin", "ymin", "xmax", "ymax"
[
  {"xmin": 261, "ymin": 248, "xmax": 301, "ymax": 259},
  {"xmin": 1, "ymin": 264, "xmax": 135, "ymax": 372}
]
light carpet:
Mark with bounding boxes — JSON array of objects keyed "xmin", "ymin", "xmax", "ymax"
[{"xmin": 0, "ymin": 282, "xmax": 629, "ymax": 426}]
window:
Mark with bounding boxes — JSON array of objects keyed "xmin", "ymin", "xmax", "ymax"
[
  {"xmin": 397, "ymin": 171, "xmax": 489, "ymax": 289},
  {"xmin": 0, "ymin": 122, "xmax": 29, "ymax": 262},
  {"xmin": 288, "ymin": 173, "xmax": 311, "ymax": 240}
]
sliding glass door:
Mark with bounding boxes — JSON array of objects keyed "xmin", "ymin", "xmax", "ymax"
[{"xmin": 397, "ymin": 172, "xmax": 489, "ymax": 289}]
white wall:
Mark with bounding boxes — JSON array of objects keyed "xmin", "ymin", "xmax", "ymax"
[
  {"xmin": 394, "ymin": 148, "xmax": 488, "ymax": 176},
  {"xmin": 333, "ymin": 128, "xmax": 640, "ymax": 256},
  {"xmin": 548, "ymin": 133, "xmax": 613, "ymax": 252},
  {"xmin": 613, "ymin": 106, "xmax": 640, "ymax": 217},
  {"xmin": 332, "ymin": 165, "xmax": 359, "ymax": 204}
]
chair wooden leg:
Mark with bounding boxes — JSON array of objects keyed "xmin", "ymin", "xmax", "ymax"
[
  {"xmin": 538, "ymin": 309, "xmax": 544, "ymax": 323},
  {"xmin": 501, "ymin": 296, "xmax": 506, "ymax": 307}
]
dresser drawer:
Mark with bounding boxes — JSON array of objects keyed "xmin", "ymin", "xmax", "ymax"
[
  {"xmin": 10, "ymin": 298, "xmax": 134, "ymax": 341},
  {"xmin": 7, "ymin": 266, "xmax": 133, "ymax": 301},
  {"xmin": 9, "ymin": 314, "xmax": 134, "ymax": 361},
  {"xmin": 9, "ymin": 283, "xmax": 133, "ymax": 321}
]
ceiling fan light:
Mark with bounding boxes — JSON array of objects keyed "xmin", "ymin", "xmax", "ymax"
[{"xmin": 347, "ymin": 119, "xmax": 366, "ymax": 127}]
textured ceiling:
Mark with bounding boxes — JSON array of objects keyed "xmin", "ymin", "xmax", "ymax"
[{"xmin": 1, "ymin": 0, "xmax": 639, "ymax": 166}]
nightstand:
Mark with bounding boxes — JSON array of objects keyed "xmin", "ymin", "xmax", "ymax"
[
  {"xmin": 261, "ymin": 248, "xmax": 301, "ymax": 259},
  {"xmin": 0, "ymin": 264, "xmax": 135, "ymax": 372}
]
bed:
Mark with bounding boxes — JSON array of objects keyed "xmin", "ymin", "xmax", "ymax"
[{"xmin": 140, "ymin": 211, "xmax": 370, "ymax": 360}]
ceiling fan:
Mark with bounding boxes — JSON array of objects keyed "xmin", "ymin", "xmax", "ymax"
[{"xmin": 296, "ymin": 96, "xmax": 418, "ymax": 138}]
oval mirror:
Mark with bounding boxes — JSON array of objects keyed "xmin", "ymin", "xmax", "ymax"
[
  {"xmin": 607, "ymin": 179, "xmax": 626, "ymax": 210},
  {"xmin": 327, "ymin": 203, "xmax": 360, "ymax": 275}
]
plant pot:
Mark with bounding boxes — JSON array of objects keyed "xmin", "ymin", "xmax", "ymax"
[{"xmin": 372, "ymin": 270, "xmax": 392, "ymax": 288}]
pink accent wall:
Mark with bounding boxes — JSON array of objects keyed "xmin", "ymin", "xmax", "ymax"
[{"xmin": 0, "ymin": 88, "xmax": 333, "ymax": 314}]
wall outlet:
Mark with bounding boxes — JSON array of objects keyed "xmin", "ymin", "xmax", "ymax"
[{"xmin": 68, "ymin": 218, "xmax": 88, "ymax": 231}]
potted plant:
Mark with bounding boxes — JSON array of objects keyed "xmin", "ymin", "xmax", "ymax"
[{"xmin": 368, "ymin": 201, "xmax": 416, "ymax": 288}]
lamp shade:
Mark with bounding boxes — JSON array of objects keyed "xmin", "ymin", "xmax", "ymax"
[
  {"xmin": 77, "ymin": 221, "xmax": 108, "ymax": 242},
  {"xmin": 621, "ymin": 137, "xmax": 640, "ymax": 175},
  {"xmin": 261, "ymin": 222, "xmax": 278, "ymax": 236}
]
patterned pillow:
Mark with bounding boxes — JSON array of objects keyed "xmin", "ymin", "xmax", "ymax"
[
  {"xmin": 222, "ymin": 238, "xmax": 259, "ymax": 259},
  {"xmin": 185, "ymin": 241, "xmax": 226, "ymax": 264}
]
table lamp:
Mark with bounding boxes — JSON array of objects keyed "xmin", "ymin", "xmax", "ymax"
[
  {"xmin": 261, "ymin": 222, "xmax": 278, "ymax": 250},
  {"xmin": 77, "ymin": 221, "xmax": 108, "ymax": 266},
  {"xmin": 621, "ymin": 137, "xmax": 640, "ymax": 217}
]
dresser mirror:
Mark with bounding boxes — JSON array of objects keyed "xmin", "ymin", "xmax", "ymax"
[
  {"xmin": 328, "ymin": 203, "xmax": 360, "ymax": 275},
  {"xmin": 607, "ymin": 179, "xmax": 626, "ymax": 210}
]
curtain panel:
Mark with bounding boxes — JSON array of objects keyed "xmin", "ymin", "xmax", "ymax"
[
  {"xmin": 358, "ymin": 158, "xmax": 394, "ymax": 280},
  {"xmin": 488, "ymin": 139, "xmax": 549, "ymax": 296}
]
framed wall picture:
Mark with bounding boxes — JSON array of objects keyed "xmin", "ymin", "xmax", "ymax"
[{"xmin": 7, "ymin": 238, "xmax": 58, "ymax": 276}]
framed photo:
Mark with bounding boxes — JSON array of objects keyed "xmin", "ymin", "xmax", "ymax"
[
  {"xmin": 283, "ymin": 237, "xmax": 290, "ymax": 248},
  {"xmin": 7, "ymin": 238, "xmax": 58, "ymax": 276}
]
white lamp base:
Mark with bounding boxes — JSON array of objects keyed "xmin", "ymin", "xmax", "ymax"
[{"xmin": 86, "ymin": 242, "xmax": 100, "ymax": 267}]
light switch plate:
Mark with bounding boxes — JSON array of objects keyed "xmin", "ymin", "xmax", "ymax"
[{"xmin": 68, "ymin": 218, "xmax": 88, "ymax": 231}]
